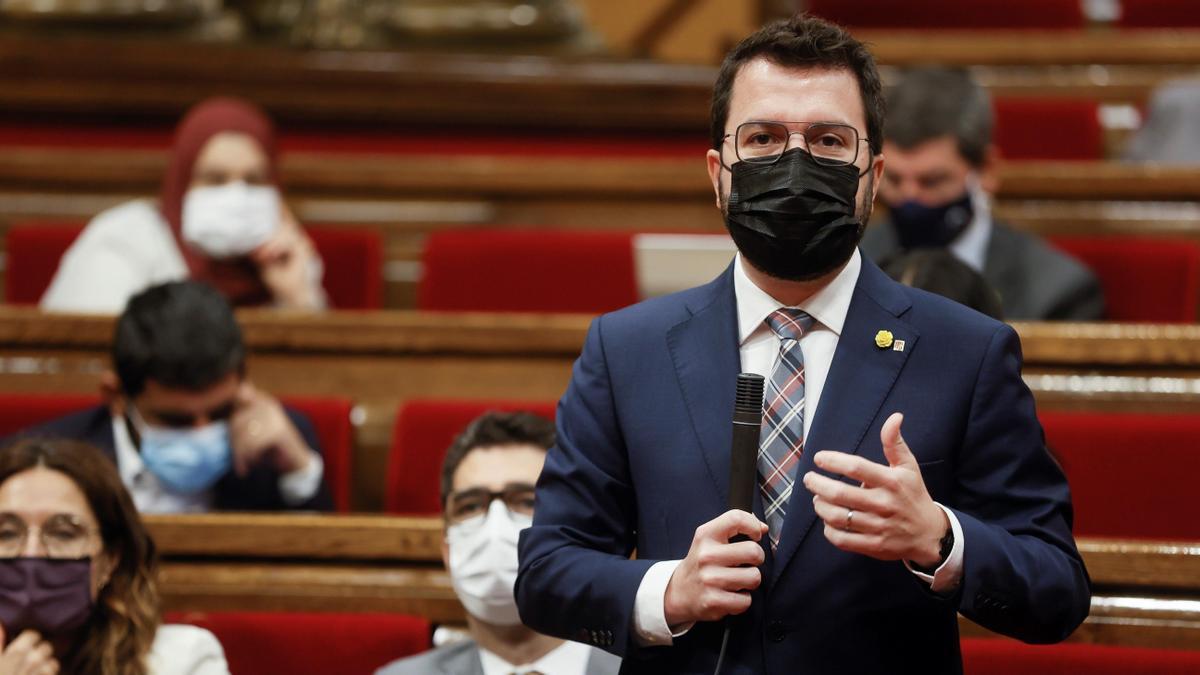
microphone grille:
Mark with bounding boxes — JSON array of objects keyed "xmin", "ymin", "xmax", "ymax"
[{"xmin": 734, "ymin": 373, "xmax": 765, "ymax": 416}]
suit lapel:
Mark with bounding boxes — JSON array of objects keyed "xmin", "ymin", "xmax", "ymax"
[
  {"xmin": 770, "ymin": 258, "xmax": 919, "ymax": 582},
  {"xmin": 666, "ymin": 266, "xmax": 742, "ymax": 506}
]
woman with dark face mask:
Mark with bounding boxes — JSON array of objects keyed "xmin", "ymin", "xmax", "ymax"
[
  {"xmin": 0, "ymin": 439, "xmax": 229, "ymax": 674},
  {"xmin": 41, "ymin": 97, "xmax": 326, "ymax": 314}
]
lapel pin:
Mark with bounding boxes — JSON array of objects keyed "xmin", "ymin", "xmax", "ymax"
[
  {"xmin": 893, "ymin": 339, "xmax": 906, "ymax": 352},
  {"xmin": 874, "ymin": 330, "xmax": 894, "ymax": 349}
]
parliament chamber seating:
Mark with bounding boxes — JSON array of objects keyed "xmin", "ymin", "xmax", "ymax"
[
  {"xmin": 993, "ymin": 99, "xmax": 1105, "ymax": 161},
  {"xmin": 418, "ymin": 229, "xmax": 639, "ymax": 314},
  {"xmin": 0, "ymin": 392, "xmax": 100, "ymax": 437},
  {"xmin": 385, "ymin": 398, "xmax": 556, "ymax": 514},
  {"xmin": 1049, "ymin": 237, "xmax": 1200, "ymax": 323},
  {"xmin": 164, "ymin": 611, "xmax": 431, "ymax": 675},
  {"xmin": 1118, "ymin": 0, "xmax": 1200, "ymax": 28},
  {"xmin": 1040, "ymin": 411, "xmax": 1200, "ymax": 540},
  {"xmin": 4, "ymin": 222, "xmax": 384, "ymax": 310},
  {"xmin": 961, "ymin": 638, "xmax": 1200, "ymax": 674}
]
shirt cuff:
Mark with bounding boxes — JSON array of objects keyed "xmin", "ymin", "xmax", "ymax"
[
  {"xmin": 632, "ymin": 559, "xmax": 694, "ymax": 646},
  {"xmin": 904, "ymin": 502, "xmax": 964, "ymax": 594},
  {"xmin": 278, "ymin": 451, "xmax": 324, "ymax": 506}
]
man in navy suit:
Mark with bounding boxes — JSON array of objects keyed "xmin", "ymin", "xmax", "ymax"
[{"xmin": 516, "ymin": 15, "xmax": 1090, "ymax": 675}]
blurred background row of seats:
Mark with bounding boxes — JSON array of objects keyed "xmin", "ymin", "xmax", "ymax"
[
  {"xmin": 9, "ymin": 225, "xmax": 1200, "ymax": 321},
  {"xmin": 3, "ymin": 392, "xmax": 1197, "ymax": 540}
]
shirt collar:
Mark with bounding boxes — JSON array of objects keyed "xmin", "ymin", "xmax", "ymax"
[
  {"xmin": 477, "ymin": 640, "xmax": 592, "ymax": 675},
  {"xmin": 110, "ymin": 412, "xmax": 146, "ymax": 487},
  {"xmin": 948, "ymin": 182, "xmax": 993, "ymax": 273},
  {"xmin": 733, "ymin": 248, "xmax": 862, "ymax": 345}
]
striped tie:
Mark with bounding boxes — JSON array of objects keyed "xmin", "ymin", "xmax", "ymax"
[{"xmin": 759, "ymin": 308, "xmax": 816, "ymax": 549}]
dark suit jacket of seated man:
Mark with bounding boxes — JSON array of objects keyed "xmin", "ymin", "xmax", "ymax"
[
  {"xmin": 515, "ymin": 16, "xmax": 1090, "ymax": 675},
  {"xmin": 7, "ymin": 280, "xmax": 332, "ymax": 512}
]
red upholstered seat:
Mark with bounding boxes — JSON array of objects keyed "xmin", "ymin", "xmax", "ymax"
[
  {"xmin": 1119, "ymin": 0, "xmax": 1200, "ymax": 28},
  {"xmin": 994, "ymin": 99, "xmax": 1104, "ymax": 160},
  {"xmin": 4, "ymin": 221, "xmax": 382, "ymax": 310},
  {"xmin": 0, "ymin": 392, "xmax": 101, "ymax": 437},
  {"xmin": 1039, "ymin": 411, "xmax": 1200, "ymax": 540},
  {"xmin": 4, "ymin": 223, "xmax": 81, "ymax": 306},
  {"xmin": 417, "ymin": 229, "xmax": 638, "ymax": 314},
  {"xmin": 1048, "ymin": 237, "xmax": 1200, "ymax": 322},
  {"xmin": 279, "ymin": 396, "xmax": 355, "ymax": 512},
  {"xmin": 806, "ymin": 0, "xmax": 1084, "ymax": 29},
  {"xmin": 386, "ymin": 399, "xmax": 556, "ymax": 515},
  {"xmin": 962, "ymin": 637, "xmax": 1200, "ymax": 674},
  {"xmin": 164, "ymin": 611, "xmax": 430, "ymax": 675}
]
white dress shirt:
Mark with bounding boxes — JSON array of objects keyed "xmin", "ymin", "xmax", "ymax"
[
  {"xmin": 148, "ymin": 624, "xmax": 230, "ymax": 675},
  {"xmin": 947, "ymin": 182, "xmax": 993, "ymax": 273},
  {"xmin": 631, "ymin": 250, "xmax": 964, "ymax": 646},
  {"xmin": 477, "ymin": 639, "xmax": 593, "ymax": 675},
  {"xmin": 110, "ymin": 413, "xmax": 324, "ymax": 513}
]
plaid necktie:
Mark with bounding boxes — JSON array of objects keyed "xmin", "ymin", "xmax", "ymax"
[{"xmin": 759, "ymin": 307, "xmax": 816, "ymax": 549}]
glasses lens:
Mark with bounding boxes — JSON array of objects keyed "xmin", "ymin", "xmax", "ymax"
[
  {"xmin": 805, "ymin": 123, "xmax": 859, "ymax": 166},
  {"xmin": 42, "ymin": 515, "xmax": 91, "ymax": 559},
  {"xmin": 501, "ymin": 486, "xmax": 537, "ymax": 517},
  {"xmin": 736, "ymin": 122, "xmax": 789, "ymax": 164},
  {"xmin": 0, "ymin": 515, "xmax": 25, "ymax": 558},
  {"xmin": 448, "ymin": 489, "xmax": 490, "ymax": 524}
]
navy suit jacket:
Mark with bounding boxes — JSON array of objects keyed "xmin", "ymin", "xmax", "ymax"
[
  {"xmin": 516, "ymin": 256, "xmax": 1090, "ymax": 675},
  {"xmin": 14, "ymin": 405, "xmax": 333, "ymax": 511}
]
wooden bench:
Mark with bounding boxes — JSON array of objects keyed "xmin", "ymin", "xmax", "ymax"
[
  {"xmin": 142, "ymin": 513, "xmax": 1200, "ymax": 650},
  {"xmin": 4, "ymin": 308, "xmax": 1200, "ymax": 508}
]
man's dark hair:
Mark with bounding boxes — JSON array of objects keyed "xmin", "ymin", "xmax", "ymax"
[
  {"xmin": 113, "ymin": 281, "xmax": 245, "ymax": 397},
  {"xmin": 440, "ymin": 411, "xmax": 556, "ymax": 507},
  {"xmin": 710, "ymin": 14, "xmax": 885, "ymax": 156},
  {"xmin": 885, "ymin": 66, "xmax": 993, "ymax": 167}
]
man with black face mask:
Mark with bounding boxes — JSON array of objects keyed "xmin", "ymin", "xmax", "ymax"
[
  {"xmin": 860, "ymin": 66, "xmax": 1104, "ymax": 321},
  {"xmin": 516, "ymin": 15, "xmax": 1089, "ymax": 675}
]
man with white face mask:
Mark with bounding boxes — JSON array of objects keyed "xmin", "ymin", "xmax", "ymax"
[
  {"xmin": 12, "ymin": 281, "xmax": 332, "ymax": 513},
  {"xmin": 861, "ymin": 66, "xmax": 1104, "ymax": 321},
  {"xmin": 376, "ymin": 411, "xmax": 620, "ymax": 675}
]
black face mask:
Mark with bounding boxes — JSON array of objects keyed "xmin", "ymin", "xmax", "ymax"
[
  {"xmin": 888, "ymin": 190, "xmax": 974, "ymax": 250},
  {"xmin": 725, "ymin": 148, "xmax": 866, "ymax": 282}
]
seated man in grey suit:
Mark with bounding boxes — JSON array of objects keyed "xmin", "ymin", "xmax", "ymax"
[
  {"xmin": 377, "ymin": 411, "xmax": 621, "ymax": 675},
  {"xmin": 860, "ymin": 66, "xmax": 1105, "ymax": 320}
]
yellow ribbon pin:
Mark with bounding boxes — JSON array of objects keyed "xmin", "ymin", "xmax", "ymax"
[{"xmin": 875, "ymin": 330, "xmax": 894, "ymax": 349}]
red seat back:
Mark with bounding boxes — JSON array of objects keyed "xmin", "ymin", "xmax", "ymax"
[
  {"xmin": 4, "ymin": 221, "xmax": 381, "ymax": 309},
  {"xmin": 1119, "ymin": 0, "xmax": 1200, "ymax": 28},
  {"xmin": 962, "ymin": 637, "xmax": 1200, "ymax": 674},
  {"xmin": 418, "ymin": 229, "xmax": 638, "ymax": 314},
  {"xmin": 5, "ymin": 223, "xmax": 82, "ymax": 305},
  {"xmin": 386, "ymin": 399, "xmax": 556, "ymax": 515},
  {"xmin": 994, "ymin": 99, "xmax": 1104, "ymax": 161},
  {"xmin": 0, "ymin": 392, "xmax": 101, "ymax": 437},
  {"xmin": 1040, "ymin": 411, "xmax": 1200, "ymax": 539},
  {"xmin": 165, "ymin": 611, "xmax": 430, "ymax": 675},
  {"xmin": 305, "ymin": 226, "xmax": 383, "ymax": 310},
  {"xmin": 806, "ymin": 0, "xmax": 1084, "ymax": 29},
  {"xmin": 1048, "ymin": 237, "xmax": 1200, "ymax": 322},
  {"xmin": 279, "ymin": 396, "xmax": 355, "ymax": 512}
]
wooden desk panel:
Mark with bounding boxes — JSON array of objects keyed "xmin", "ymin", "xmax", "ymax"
[{"xmin": 142, "ymin": 514, "xmax": 1200, "ymax": 648}]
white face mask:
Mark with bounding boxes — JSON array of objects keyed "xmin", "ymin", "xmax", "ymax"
[
  {"xmin": 181, "ymin": 182, "xmax": 280, "ymax": 258},
  {"xmin": 446, "ymin": 499, "xmax": 531, "ymax": 626}
]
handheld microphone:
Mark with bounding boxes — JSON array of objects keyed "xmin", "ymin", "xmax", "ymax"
[
  {"xmin": 728, "ymin": 373, "xmax": 765, "ymax": 512},
  {"xmin": 715, "ymin": 373, "xmax": 765, "ymax": 675}
]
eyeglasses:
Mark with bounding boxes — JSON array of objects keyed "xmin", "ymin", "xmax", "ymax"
[
  {"xmin": 722, "ymin": 121, "xmax": 870, "ymax": 172},
  {"xmin": 445, "ymin": 484, "xmax": 536, "ymax": 525},
  {"xmin": 0, "ymin": 513, "xmax": 97, "ymax": 559}
]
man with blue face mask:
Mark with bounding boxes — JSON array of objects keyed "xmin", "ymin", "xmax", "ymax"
[
  {"xmin": 376, "ymin": 411, "xmax": 620, "ymax": 675},
  {"xmin": 860, "ymin": 66, "xmax": 1105, "ymax": 321},
  {"xmin": 16, "ymin": 281, "xmax": 332, "ymax": 513}
]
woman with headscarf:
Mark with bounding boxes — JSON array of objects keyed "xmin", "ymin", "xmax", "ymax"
[{"xmin": 41, "ymin": 98, "xmax": 326, "ymax": 314}]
